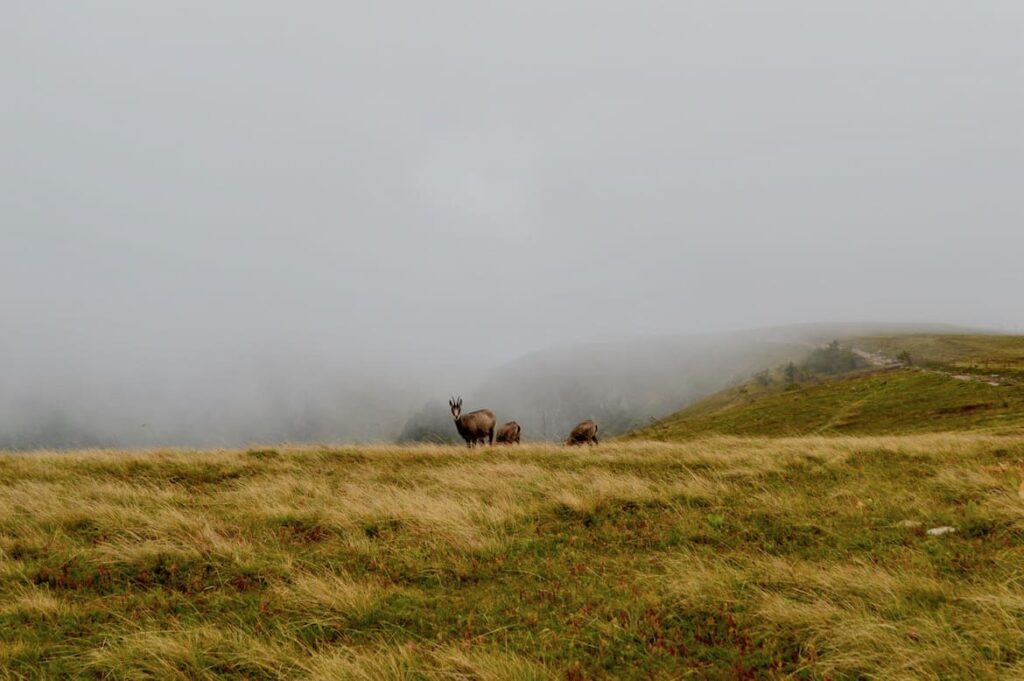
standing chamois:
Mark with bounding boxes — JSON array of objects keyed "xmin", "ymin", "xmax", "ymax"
[
  {"xmin": 495, "ymin": 421, "xmax": 521, "ymax": 444},
  {"xmin": 449, "ymin": 397, "xmax": 496, "ymax": 447},
  {"xmin": 566, "ymin": 419, "xmax": 599, "ymax": 446}
]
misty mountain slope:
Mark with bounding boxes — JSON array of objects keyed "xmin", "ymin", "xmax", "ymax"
[
  {"xmin": 630, "ymin": 334, "xmax": 1024, "ymax": 440},
  {"xmin": 0, "ymin": 348, "xmax": 487, "ymax": 450},
  {"xmin": 2, "ymin": 327, "xmax": 998, "ymax": 450},
  {"xmin": 420, "ymin": 332, "xmax": 814, "ymax": 442},
  {"xmin": 397, "ymin": 326, "xmax": 995, "ymax": 444},
  {"xmin": 398, "ymin": 334, "xmax": 809, "ymax": 443},
  {"xmin": 0, "ymin": 329, "xmax": 801, "ymax": 449},
  {"xmin": 473, "ymin": 326, "xmax": 980, "ymax": 438}
]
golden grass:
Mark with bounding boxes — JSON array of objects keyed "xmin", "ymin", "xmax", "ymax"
[
  {"xmin": 1, "ymin": 435, "xmax": 1023, "ymax": 678},
  {"xmin": 301, "ymin": 644, "xmax": 555, "ymax": 681},
  {"xmin": 664, "ymin": 550, "xmax": 1024, "ymax": 679}
]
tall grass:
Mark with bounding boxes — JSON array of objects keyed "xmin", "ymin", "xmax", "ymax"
[{"xmin": 1, "ymin": 435, "xmax": 1023, "ymax": 678}]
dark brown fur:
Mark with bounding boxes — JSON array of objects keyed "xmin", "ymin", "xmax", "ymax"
[
  {"xmin": 449, "ymin": 397, "xmax": 496, "ymax": 447},
  {"xmin": 495, "ymin": 421, "xmax": 521, "ymax": 444},
  {"xmin": 565, "ymin": 419, "xmax": 599, "ymax": 446}
]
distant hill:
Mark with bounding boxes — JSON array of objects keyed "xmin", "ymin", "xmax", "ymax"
[
  {"xmin": 853, "ymin": 333, "xmax": 1024, "ymax": 378},
  {"xmin": 629, "ymin": 334, "xmax": 1024, "ymax": 440},
  {"xmin": 399, "ymin": 331, "xmax": 816, "ymax": 443},
  {"xmin": 469, "ymin": 333, "xmax": 806, "ymax": 440},
  {"xmin": 399, "ymin": 324, "xmax": 989, "ymax": 443}
]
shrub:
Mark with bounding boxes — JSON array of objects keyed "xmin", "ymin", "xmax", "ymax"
[{"xmin": 802, "ymin": 340, "xmax": 864, "ymax": 376}]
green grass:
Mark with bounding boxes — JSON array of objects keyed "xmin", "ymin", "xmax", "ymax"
[
  {"xmin": 854, "ymin": 334, "xmax": 1024, "ymax": 377},
  {"xmin": 630, "ymin": 335, "xmax": 1024, "ymax": 442},
  {"xmin": 2, "ymin": 437, "xmax": 1024, "ymax": 679},
  {"xmin": 631, "ymin": 369, "xmax": 1024, "ymax": 441}
]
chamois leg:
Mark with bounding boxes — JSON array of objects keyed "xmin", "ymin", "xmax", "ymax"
[{"xmin": 488, "ymin": 428, "xmax": 494, "ymax": 445}]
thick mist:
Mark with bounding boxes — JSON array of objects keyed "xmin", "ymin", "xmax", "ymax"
[{"xmin": 2, "ymin": 3, "xmax": 1022, "ymax": 447}]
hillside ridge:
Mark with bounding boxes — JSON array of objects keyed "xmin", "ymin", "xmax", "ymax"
[{"xmin": 630, "ymin": 334, "xmax": 1024, "ymax": 440}]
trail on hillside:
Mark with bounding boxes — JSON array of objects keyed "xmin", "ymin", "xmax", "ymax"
[
  {"xmin": 852, "ymin": 347, "xmax": 1013, "ymax": 387},
  {"xmin": 851, "ymin": 348, "xmax": 904, "ymax": 369}
]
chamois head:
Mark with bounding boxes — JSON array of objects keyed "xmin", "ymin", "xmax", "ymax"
[{"xmin": 448, "ymin": 396, "xmax": 463, "ymax": 420}]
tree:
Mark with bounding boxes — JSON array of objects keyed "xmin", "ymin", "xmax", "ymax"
[
  {"xmin": 803, "ymin": 340, "xmax": 862, "ymax": 375},
  {"xmin": 784, "ymin": 362, "xmax": 799, "ymax": 384}
]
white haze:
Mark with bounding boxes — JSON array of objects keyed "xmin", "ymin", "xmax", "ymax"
[{"xmin": 1, "ymin": 2, "xmax": 1022, "ymax": 447}]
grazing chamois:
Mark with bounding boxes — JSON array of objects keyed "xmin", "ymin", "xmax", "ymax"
[
  {"xmin": 495, "ymin": 421, "xmax": 521, "ymax": 444},
  {"xmin": 566, "ymin": 419, "xmax": 599, "ymax": 446},
  {"xmin": 449, "ymin": 396, "xmax": 496, "ymax": 447}
]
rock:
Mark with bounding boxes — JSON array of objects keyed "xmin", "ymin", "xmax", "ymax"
[
  {"xmin": 897, "ymin": 520, "xmax": 922, "ymax": 528},
  {"xmin": 926, "ymin": 526, "xmax": 956, "ymax": 536}
]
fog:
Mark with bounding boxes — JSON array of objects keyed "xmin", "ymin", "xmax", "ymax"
[{"xmin": 2, "ymin": 3, "xmax": 1022, "ymax": 447}]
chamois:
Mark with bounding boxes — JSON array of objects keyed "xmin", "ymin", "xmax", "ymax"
[
  {"xmin": 566, "ymin": 419, "xmax": 599, "ymax": 446},
  {"xmin": 449, "ymin": 397, "xmax": 496, "ymax": 447},
  {"xmin": 495, "ymin": 421, "xmax": 521, "ymax": 444}
]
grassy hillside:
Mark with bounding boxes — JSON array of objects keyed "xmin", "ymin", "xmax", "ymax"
[
  {"xmin": 632, "ymin": 368, "xmax": 1024, "ymax": 440},
  {"xmin": 854, "ymin": 334, "xmax": 1024, "ymax": 377},
  {"xmin": 3, "ymin": 438, "xmax": 1024, "ymax": 679},
  {"xmin": 631, "ymin": 335, "xmax": 1024, "ymax": 441}
]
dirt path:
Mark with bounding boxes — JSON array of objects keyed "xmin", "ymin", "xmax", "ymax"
[
  {"xmin": 851, "ymin": 348, "xmax": 905, "ymax": 369},
  {"xmin": 851, "ymin": 347, "xmax": 1011, "ymax": 387}
]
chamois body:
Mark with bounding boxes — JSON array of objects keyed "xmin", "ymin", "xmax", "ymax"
[
  {"xmin": 449, "ymin": 397, "xmax": 496, "ymax": 447},
  {"xmin": 566, "ymin": 419, "xmax": 599, "ymax": 446},
  {"xmin": 495, "ymin": 421, "xmax": 521, "ymax": 444}
]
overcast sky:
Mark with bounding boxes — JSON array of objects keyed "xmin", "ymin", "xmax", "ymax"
[{"xmin": 3, "ymin": 1, "xmax": 1023, "ymax": 371}]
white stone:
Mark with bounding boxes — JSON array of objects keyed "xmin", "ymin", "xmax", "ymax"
[{"xmin": 926, "ymin": 526, "xmax": 956, "ymax": 536}]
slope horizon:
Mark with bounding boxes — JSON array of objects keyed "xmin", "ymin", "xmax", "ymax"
[{"xmin": 2, "ymin": 321, "xmax": 1017, "ymax": 451}]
